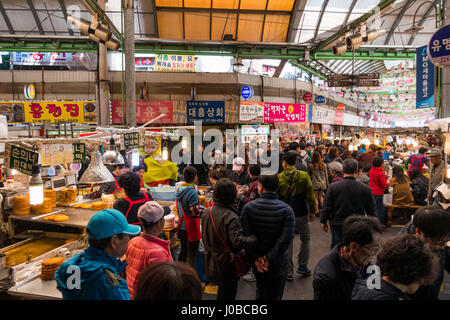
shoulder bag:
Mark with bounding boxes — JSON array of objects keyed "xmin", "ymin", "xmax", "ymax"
[{"xmin": 209, "ymin": 207, "xmax": 251, "ymax": 278}]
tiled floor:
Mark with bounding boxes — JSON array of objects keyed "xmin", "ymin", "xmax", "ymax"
[{"xmin": 203, "ymin": 219, "xmax": 450, "ymax": 300}]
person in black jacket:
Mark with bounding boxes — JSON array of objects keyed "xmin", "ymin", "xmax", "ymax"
[
  {"xmin": 113, "ymin": 171, "xmax": 153, "ymax": 225},
  {"xmin": 352, "ymin": 234, "xmax": 439, "ymax": 300},
  {"xmin": 320, "ymin": 158, "xmax": 376, "ymax": 249},
  {"xmin": 313, "ymin": 215, "xmax": 382, "ymax": 300},
  {"xmin": 409, "ymin": 168, "xmax": 429, "ymax": 206},
  {"xmin": 241, "ymin": 174, "xmax": 295, "ymax": 300},
  {"xmin": 399, "ymin": 206, "xmax": 450, "ymax": 300}
]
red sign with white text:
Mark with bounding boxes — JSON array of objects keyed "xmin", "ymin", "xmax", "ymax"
[
  {"xmin": 303, "ymin": 92, "xmax": 313, "ymax": 103},
  {"xmin": 111, "ymin": 100, "xmax": 174, "ymax": 124},
  {"xmin": 334, "ymin": 111, "xmax": 344, "ymax": 125},
  {"xmin": 263, "ymin": 103, "xmax": 306, "ymax": 123}
]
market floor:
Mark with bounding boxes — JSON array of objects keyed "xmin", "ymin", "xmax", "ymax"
[{"xmin": 203, "ymin": 218, "xmax": 450, "ymax": 300}]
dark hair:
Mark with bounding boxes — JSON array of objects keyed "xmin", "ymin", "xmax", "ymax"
[
  {"xmin": 289, "ymin": 142, "xmax": 300, "ymax": 151},
  {"xmin": 183, "ymin": 166, "xmax": 197, "ymax": 183},
  {"xmin": 134, "ymin": 262, "xmax": 202, "ymax": 300},
  {"xmin": 248, "ymin": 164, "xmax": 261, "ymax": 177},
  {"xmin": 361, "ymin": 162, "xmax": 372, "ymax": 173},
  {"xmin": 282, "ymin": 150, "xmax": 297, "ymax": 166},
  {"xmin": 258, "ymin": 174, "xmax": 279, "ymax": 192},
  {"xmin": 342, "ymin": 215, "xmax": 382, "ymax": 246},
  {"xmin": 299, "ymin": 142, "xmax": 306, "ymax": 150},
  {"xmin": 117, "ymin": 171, "xmax": 141, "ymax": 195},
  {"xmin": 392, "ymin": 165, "xmax": 407, "ymax": 184},
  {"xmin": 372, "ymin": 156, "xmax": 384, "ymax": 168},
  {"xmin": 218, "ymin": 166, "xmax": 230, "ymax": 179},
  {"xmin": 328, "ymin": 146, "xmax": 339, "ymax": 160},
  {"xmin": 213, "ymin": 179, "xmax": 237, "ymax": 204},
  {"xmin": 377, "ymin": 235, "xmax": 439, "ymax": 286},
  {"xmin": 86, "ymin": 230, "xmax": 124, "ymax": 251},
  {"xmin": 413, "ymin": 206, "xmax": 450, "ymax": 241},
  {"xmin": 419, "ymin": 147, "xmax": 428, "ymax": 155},
  {"xmin": 341, "ymin": 150, "xmax": 352, "ymax": 160},
  {"xmin": 208, "ymin": 169, "xmax": 220, "ymax": 181},
  {"xmin": 114, "ymin": 164, "xmax": 128, "ymax": 170},
  {"xmin": 311, "ymin": 151, "xmax": 325, "ymax": 170},
  {"xmin": 133, "ymin": 163, "xmax": 147, "ymax": 173},
  {"xmin": 342, "ymin": 158, "xmax": 358, "ymax": 174}
]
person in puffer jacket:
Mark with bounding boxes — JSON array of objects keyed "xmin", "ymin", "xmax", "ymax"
[
  {"xmin": 126, "ymin": 201, "xmax": 173, "ymax": 299},
  {"xmin": 369, "ymin": 157, "xmax": 389, "ymax": 226},
  {"xmin": 55, "ymin": 209, "xmax": 141, "ymax": 300}
]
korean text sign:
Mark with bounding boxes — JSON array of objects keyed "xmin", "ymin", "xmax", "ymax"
[
  {"xmin": 239, "ymin": 101, "xmax": 264, "ymax": 123},
  {"xmin": 111, "ymin": 100, "xmax": 174, "ymax": 124},
  {"xmin": 417, "ymin": 45, "xmax": 435, "ymax": 108},
  {"xmin": 187, "ymin": 101, "xmax": 225, "ymax": 124},
  {"xmin": 123, "ymin": 132, "xmax": 140, "ymax": 150},
  {"xmin": 263, "ymin": 103, "xmax": 306, "ymax": 123},
  {"xmin": 8, "ymin": 145, "xmax": 38, "ymax": 175},
  {"xmin": 428, "ymin": 24, "xmax": 450, "ymax": 68},
  {"xmin": 21, "ymin": 101, "xmax": 95, "ymax": 124},
  {"xmin": 155, "ymin": 54, "xmax": 195, "ymax": 72},
  {"xmin": 73, "ymin": 143, "xmax": 86, "ymax": 164}
]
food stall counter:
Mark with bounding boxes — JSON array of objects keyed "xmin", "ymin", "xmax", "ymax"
[{"xmin": 8, "ymin": 277, "xmax": 61, "ymax": 300}]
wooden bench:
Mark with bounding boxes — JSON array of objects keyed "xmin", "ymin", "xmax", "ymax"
[{"xmin": 385, "ymin": 204, "xmax": 423, "ymax": 227}]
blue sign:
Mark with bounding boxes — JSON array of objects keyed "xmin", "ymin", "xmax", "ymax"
[
  {"xmin": 241, "ymin": 86, "xmax": 254, "ymax": 100},
  {"xmin": 315, "ymin": 95, "xmax": 326, "ymax": 105},
  {"xmin": 187, "ymin": 101, "xmax": 225, "ymax": 124},
  {"xmin": 308, "ymin": 105, "xmax": 313, "ymax": 122},
  {"xmin": 428, "ymin": 24, "xmax": 450, "ymax": 68},
  {"xmin": 417, "ymin": 45, "xmax": 435, "ymax": 108}
]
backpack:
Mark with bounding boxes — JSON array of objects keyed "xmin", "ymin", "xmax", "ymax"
[{"xmin": 408, "ymin": 154, "xmax": 425, "ymax": 174}]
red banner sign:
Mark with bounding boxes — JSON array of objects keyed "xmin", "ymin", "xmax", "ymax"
[
  {"xmin": 336, "ymin": 104, "xmax": 345, "ymax": 111},
  {"xmin": 263, "ymin": 103, "xmax": 306, "ymax": 123},
  {"xmin": 111, "ymin": 100, "xmax": 174, "ymax": 124},
  {"xmin": 334, "ymin": 111, "xmax": 344, "ymax": 125}
]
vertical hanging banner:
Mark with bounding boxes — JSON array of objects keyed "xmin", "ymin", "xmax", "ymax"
[
  {"xmin": 187, "ymin": 101, "xmax": 225, "ymax": 124},
  {"xmin": 416, "ymin": 45, "xmax": 435, "ymax": 108},
  {"xmin": 263, "ymin": 103, "xmax": 306, "ymax": 123},
  {"xmin": 5, "ymin": 144, "xmax": 39, "ymax": 175},
  {"xmin": 73, "ymin": 143, "xmax": 86, "ymax": 163}
]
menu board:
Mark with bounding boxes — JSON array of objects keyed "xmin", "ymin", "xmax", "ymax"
[
  {"xmin": 5, "ymin": 144, "xmax": 39, "ymax": 175},
  {"xmin": 41, "ymin": 144, "xmax": 74, "ymax": 166},
  {"xmin": 123, "ymin": 132, "xmax": 140, "ymax": 150},
  {"xmin": 72, "ymin": 143, "xmax": 86, "ymax": 164}
]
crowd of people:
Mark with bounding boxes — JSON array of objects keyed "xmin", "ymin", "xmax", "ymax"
[{"xmin": 54, "ymin": 137, "xmax": 450, "ymax": 301}]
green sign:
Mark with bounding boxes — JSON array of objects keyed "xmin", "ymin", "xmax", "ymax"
[
  {"xmin": 123, "ymin": 132, "xmax": 140, "ymax": 149},
  {"xmin": 9, "ymin": 145, "xmax": 39, "ymax": 175},
  {"xmin": 73, "ymin": 143, "xmax": 86, "ymax": 163}
]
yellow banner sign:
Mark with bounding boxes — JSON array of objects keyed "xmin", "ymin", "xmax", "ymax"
[
  {"xmin": 0, "ymin": 101, "xmax": 97, "ymax": 124},
  {"xmin": 155, "ymin": 54, "xmax": 195, "ymax": 72}
]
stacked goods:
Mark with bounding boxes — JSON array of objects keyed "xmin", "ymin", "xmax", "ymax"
[
  {"xmin": 13, "ymin": 195, "xmax": 30, "ymax": 215},
  {"xmin": 91, "ymin": 201, "xmax": 105, "ymax": 211},
  {"xmin": 58, "ymin": 188, "xmax": 78, "ymax": 204},
  {"xmin": 101, "ymin": 193, "xmax": 116, "ymax": 209},
  {"xmin": 44, "ymin": 190, "xmax": 57, "ymax": 208},
  {"xmin": 43, "ymin": 214, "xmax": 69, "ymax": 222},
  {"xmin": 31, "ymin": 198, "xmax": 53, "ymax": 215},
  {"xmin": 40, "ymin": 257, "xmax": 64, "ymax": 281},
  {"xmin": 164, "ymin": 214, "xmax": 176, "ymax": 229}
]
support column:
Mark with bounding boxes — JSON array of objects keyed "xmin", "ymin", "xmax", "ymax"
[
  {"xmin": 96, "ymin": 0, "xmax": 110, "ymax": 126},
  {"xmin": 123, "ymin": 0, "xmax": 136, "ymax": 127},
  {"xmin": 441, "ymin": 0, "xmax": 450, "ymax": 118}
]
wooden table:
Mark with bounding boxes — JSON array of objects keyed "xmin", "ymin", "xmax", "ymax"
[{"xmin": 385, "ymin": 204, "xmax": 423, "ymax": 227}]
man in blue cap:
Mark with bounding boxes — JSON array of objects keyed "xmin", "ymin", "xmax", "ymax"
[{"xmin": 55, "ymin": 209, "xmax": 141, "ymax": 300}]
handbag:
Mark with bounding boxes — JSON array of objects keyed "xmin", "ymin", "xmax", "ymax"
[{"xmin": 209, "ymin": 208, "xmax": 251, "ymax": 278}]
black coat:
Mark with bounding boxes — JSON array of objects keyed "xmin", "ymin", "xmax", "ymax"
[
  {"xmin": 240, "ymin": 192, "xmax": 295, "ymax": 265},
  {"xmin": 352, "ymin": 279, "xmax": 411, "ymax": 300},
  {"xmin": 230, "ymin": 170, "xmax": 252, "ymax": 186},
  {"xmin": 313, "ymin": 244, "xmax": 364, "ymax": 300},
  {"xmin": 320, "ymin": 177, "xmax": 375, "ymax": 228},
  {"xmin": 113, "ymin": 192, "xmax": 153, "ymax": 225}
]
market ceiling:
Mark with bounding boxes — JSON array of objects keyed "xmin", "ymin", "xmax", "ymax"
[{"xmin": 0, "ymin": 0, "xmax": 441, "ymax": 75}]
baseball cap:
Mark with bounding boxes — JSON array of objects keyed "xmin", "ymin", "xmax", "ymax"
[
  {"xmin": 138, "ymin": 201, "xmax": 171, "ymax": 224},
  {"xmin": 86, "ymin": 209, "xmax": 141, "ymax": 240},
  {"xmin": 232, "ymin": 157, "xmax": 245, "ymax": 171}
]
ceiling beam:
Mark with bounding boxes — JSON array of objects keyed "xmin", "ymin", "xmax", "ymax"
[
  {"xmin": 0, "ymin": 2, "xmax": 14, "ymax": 34},
  {"xmin": 384, "ymin": 0, "xmax": 414, "ymax": 45},
  {"xmin": 273, "ymin": 58, "xmax": 287, "ymax": 78},
  {"xmin": 58, "ymin": 0, "xmax": 74, "ymax": 36},
  {"xmin": 26, "ymin": 0, "xmax": 44, "ymax": 35},
  {"xmin": 288, "ymin": 59, "xmax": 327, "ymax": 80},
  {"xmin": 260, "ymin": 0, "xmax": 269, "ymax": 42},
  {"xmin": 342, "ymin": 0, "xmax": 357, "ymax": 27},
  {"xmin": 407, "ymin": 2, "xmax": 435, "ymax": 46},
  {"xmin": 235, "ymin": 0, "xmax": 242, "ymax": 41},
  {"xmin": 151, "ymin": 0, "xmax": 159, "ymax": 38},
  {"xmin": 312, "ymin": 0, "xmax": 396, "ymax": 54},
  {"xmin": 312, "ymin": 0, "xmax": 329, "ymax": 43},
  {"xmin": 155, "ymin": 6, "xmax": 292, "ymax": 15},
  {"xmin": 286, "ymin": 0, "xmax": 308, "ymax": 42}
]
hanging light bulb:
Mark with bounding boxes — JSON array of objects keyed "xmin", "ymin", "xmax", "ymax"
[
  {"xmin": 29, "ymin": 164, "xmax": 44, "ymax": 205},
  {"xmin": 181, "ymin": 137, "xmax": 187, "ymax": 149},
  {"xmin": 162, "ymin": 146, "xmax": 168, "ymax": 161},
  {"xmin": 131, "ymin": 149, "xmax": 140, "ymax": 167},
  {"xmin": 102, "ymin": 136, "xmax": 125, "ymax": 165},
  {"xmin": 447, "ymin": 168, "xmax": 450, "ymax": 180},
  {"xmin": 349, "ymin": 145, "xmax": 354, "ymax": 151}
]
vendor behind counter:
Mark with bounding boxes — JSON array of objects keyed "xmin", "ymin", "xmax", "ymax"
[{"xmin": 114, "ymin": 171, "xmax": 153, "ymax": 225}]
